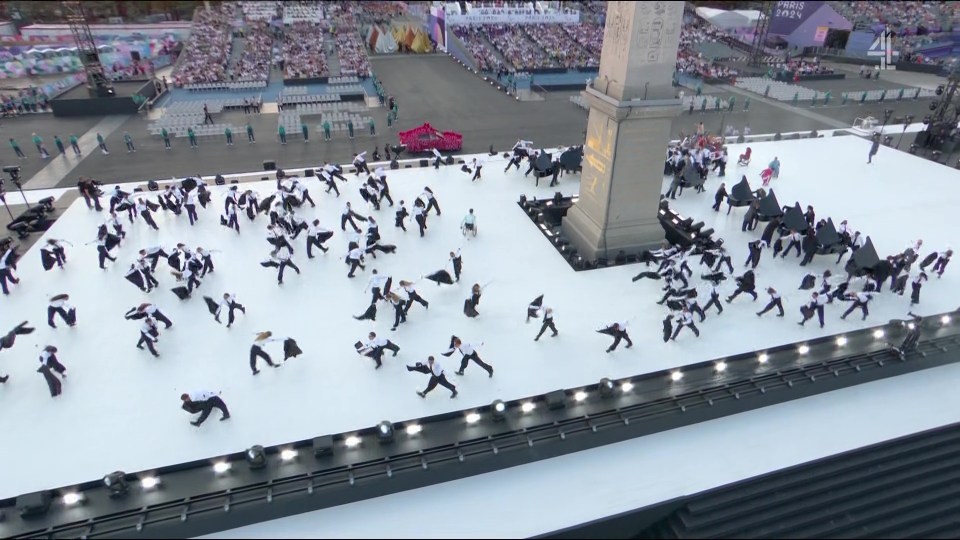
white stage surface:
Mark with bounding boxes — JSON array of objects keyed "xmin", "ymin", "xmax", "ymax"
[{"xmin": 2, "ymin": 135, "xmax": 960, "ymax": 516}]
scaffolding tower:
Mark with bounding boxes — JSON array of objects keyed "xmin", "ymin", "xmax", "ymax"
[
  {"xmin": 61, "ymin": 0, "xmax": 114, "ymax": 97},
  {"xmin": 749, "ymin": 1, "xmax": 774, "ymax": 68}
]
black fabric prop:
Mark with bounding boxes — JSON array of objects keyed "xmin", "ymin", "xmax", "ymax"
[
  {"xmin": 259, "ymin": 195, "xmax": 275, "ymax": 213},
  {"xmin": 104, "ymin": 234, "xmax": 121, "ymax": 251},
  {"xmin": 464, "ymin": 298, "xmax": 479, "ymax": 318},
  {"xmin": 528, "ymin": 295, "xmax": 544, "ymax": 319},
  {"xmin": 260, "ymin": 260, "xmax": 280, "ymax": 268},
  {"xmin": 559, "ymin": 146, "xmax": 583, "ymax": 171},
  {"xmin": 756, "ymin": 189, "xmax": 783, "ymax": 220},
  {"xmin": 920, "ymin": 252, "xmax": 938, "ymax": 269},
  {"xmin": 0, "ymin": 321, "xmax": 35, "ymax": 350},
  {"xmin": 40, "ymin": 250, "xmax": 58, "ymax": 271},
  {"xmin": 203, "ymin": 296, "xmax": 219, "ymax": 316},
  {"xmin": 799, "ymin": 274, "xmax": 816, "ymax": 290},
  {"xmin": 283, "ymin": 338, "xmax": 303, "ymax": 360},
  {"xmin": 171, "ymin": 286, "xmax": 191, "ymax": 300},
  {"xmin": 50, "ymin": 293, "xmax": 69, "ymax": 303},
  {"xmin": 597, "ymin": 325, "xmax": 619, "ymax": 337},
  {"xmin": 125, "ymin": 270, "xmax": 146, "ymax": 290},
  {"xmin": 181, "ymin": 178, "xmax": 198, "ymax": 192},
  {"xmin": 64, "ymin": 309, "xmax": 77, "ymax": 326},
  {"xmin": 424, "ymin": 270, "xmax": 454, "ymax": 285},
  {"xmin": 167, "ymin": 253, "xmax": 182, "ymax": 271}
]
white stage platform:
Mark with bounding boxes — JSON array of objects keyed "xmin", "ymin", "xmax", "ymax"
[{"xmin": 2, "ymin": 135, "xmax": 959, "ymax": 514}]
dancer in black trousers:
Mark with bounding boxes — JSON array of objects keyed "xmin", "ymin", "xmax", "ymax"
[
  {"xmin": 37, "ymin": 346, "xmax": 66, "ymax": 397},
  {"xmin": 181, "ymin": 391, "xmax": 230, "ymax": 426},
  {"xmin": 320, "ymin": 170, "xmax": 341, "ymax": 196},
  {"xmin": 798, "ymin": 291, "xmax": 828, "ymax": 328},
  {"xmin": 47, "ymin": 294, "xmax": 77, "ymax": 328},
  {"xmin": 125, "ymin": 303, "xmax": 173, "ymax": 328},
  {"xmin": 341, "ymin": 202, "xmax": 365, "ymax": 233},
  {"xmin": 413, "ymin": 203, "xmax": 427, "ymax": 237},
  {"xmin": 443, "ymin": 337, "xmax": 493, "ymax": 377},
  {"xmin": 306, "ymin": 220, "xmax": 333, "ymax": 257},
  {"xmin": 841, "ymin": 291, "xmax": 874, "ymax": 321},
  {"xmin": 40, "ymin": 239, "xmax": 68, "ymax": 270},
  {"xmin": 274, "ymin": 246, "xmax": 300, "ymax": 284},
  {"xmin": 95, "ymin": 234, "xmax": 117, "ymax": 269},
  {"xmin": 216, "ymin": 293, "xmax": 246, "ymax": 327},
  {"xmin": 366, "ymin": 270, "xmax": 393, "ymax": 304},
  {"xmin": 395, "ymin": 201, "xmax": 409, "ymax": 232},
  {"xmin": 450, "ymin": 249, "xmax": 463, "ymax": 282},
  {"xmin": 346, "ymin": 245, "xmax": 366, "ymax": 277},
  {"xmin": 353, "ymin": 152, "xmax": 370, "ymax": 175},
  {"xmin": 420, "ymin": 187, "xmax": 441, "ymax": 215},
  {"xmin": 703, "ymin": 280, "xmax": 724, "ymax": 315},
  {"xmin": 387, "ymin": 292, "xmax": 407, "ymax": 330},
  {"xmin": 685, "ymin": 291, "xmax": 707, "ymax": 322},
  {"xmin": 249, "ymin": 332, "xmax": 283, "ymax": 374},
  {"xmin": 910, "ymin": 272, "xmax": 928, "ymax": 305},
  {"xmin": 464, "ymin": 283, "xmax": 483, "ymax": 317},
  {"xmin": 137, "ymin": 316, "xmax": 161, "ymax": 357},
  {"xmin": 756, "ymin": 287, "xmax": 785, "ymax": 317},
  {"xmin": 534, "ymin": 306, "xmax": 558, "ymax": 340},
  {"xmin": 400, "ymin": 280, "xmax": 429, "ymax": 313},
  {"xmin": 357, "ymin": 332, "xmax": 400, "ymax": 369},
  {"xmin": 136, "ymin": 198, "xmax": 160, "ymax": 231},
  {"xmin": 727, "ymin": 270, "xmax": 758, "ymax": 303},
  {"xmin": 600, "ymin": 321, "xmax": 632, "ymax": 352},
  {"xmin": 409, "ymin": 356, "xmax": 458, "ymax": 398},
  {"xmin": 671, "ymin": 308, "xmax": 701, "ymax": 340}
]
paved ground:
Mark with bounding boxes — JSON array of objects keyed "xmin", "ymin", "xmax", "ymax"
[{"xmin": 0, "ymin": 53, "xmax": 948, "ymax": 190}]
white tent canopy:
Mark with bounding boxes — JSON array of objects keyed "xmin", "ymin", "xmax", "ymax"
[{"xmin": 696, "ymin": 7, "xmax": 762, "ymax": 30}]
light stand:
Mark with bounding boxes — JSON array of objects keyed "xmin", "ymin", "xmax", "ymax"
[
  {"xmin": 879, "ymin": 108, "xmax": 894, "ymax": 135},
  {"xmin": 3, "ymin": 167, "xmax": 30, "ymax": 210},
  {"xmin": 0, "ymin": 181, "xmax": 14, "ymax": 220},
  {"xmin": 897, "ymin": 115, "xmax": 915, "ymax": 149}
]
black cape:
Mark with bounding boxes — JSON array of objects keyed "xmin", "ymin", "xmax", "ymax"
[
  {"xmin": 40, "ymin": 249, "xmax": 59, "ymax": 271},
  {"xmin": 171, "ymin": 286, "xmax": 191, "ymax": 300},
  {"xmin": 464, "ymin": 298, "xmax": 479, "ymax": 318},
  {"xmin": 528, "ymin": 295, "xmax": 544, "ymax": 318},
  {"xmin": 283, "ymin": 338, "xmax": 302, "ymax": 360},
  {"xmin": 920, "ymin": 252, "xmax": 938, "ymax": 269},
  {"xmin": 125, "ymin": 269, "xmax": 146, "ymax": 290},
  {"xmin": 0, "ymin": 321, "xmax": 35, "ymax": 351},
  {"xmin": 424, "ymin": 270, "xmax": 454, "ymax": 285},
  {"xmin": 260, "ymin": 260, "xmax": 280, "ymax": 268},
  {"xmin": 799, "ymin": 274, "xmax": 816, "ymax": 290},
  {"xmin": 203, "ymin": 296, "xmax": 220, "ymax": 316},
  {"xmin": 597, "ymin": 325, "xmax": 620, "ymax": 337}
]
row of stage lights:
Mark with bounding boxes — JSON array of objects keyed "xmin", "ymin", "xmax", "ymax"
[{"xmin": 52, "ymin": 315, "xmax": 953, "ymax": 509}]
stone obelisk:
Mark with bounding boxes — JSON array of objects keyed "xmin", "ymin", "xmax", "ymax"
[{"xmin": 562, "ymin": 1, "xmax": 684, "ymax": 261}]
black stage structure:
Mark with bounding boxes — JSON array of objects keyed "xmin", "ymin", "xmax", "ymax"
[
  {"xmin": 50, "ymin": 80, "xmax": 158, "ymax": 117},
  {"xmin": 2, "ymin": 306, "xmax": 959, "ymax": 538}
]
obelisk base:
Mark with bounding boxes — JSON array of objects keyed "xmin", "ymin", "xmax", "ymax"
[{"xmin": 563, "ymin": 205, "xmax": 665, "ymax": 261}]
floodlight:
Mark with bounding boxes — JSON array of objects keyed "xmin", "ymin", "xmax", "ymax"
[
  {"xmin": 246, "ymin": 445, "xmax": 266, "ymax": 469},
  {"xmin": 758, "ymin": 353, "xmax": 769, "ymax": 364},
  {"xmin": 62, "ymin": 493, "xmax": 82, "ymax": 506},
  {"xmin": 344, "ymin": 435, "xmax": 361, "ymax": 448},
  {"xmin": 621, "ymin": 381, "xmax": 635, "ymax": 392},
  {"xmin": 798, "ymin": 345, "xmax": 810, "ymax": 354},
  {"xmin": 213, "ymin": 461, "xmax": 231, "ymax": 474},
  {"xmin": 377, "ymin": 421, "xmax": 395, "ymax": 444},
  {"xmin": 280, "ymin": 449, "xmax": 298, "ymax": 461},
  {"xmin": 406, "ymin": 424, "xmax": 423, "ymax": 436},
  {"xmin": 836, "ymin": 336, "xmax": 848, "ymax": 346},
  {"xmin": 102, "ymin": 471, "xmax": 129, "ymax": 497},
  {"xmin": 599, "ymin": 378, "xmax": 615, "ymax": 398},
  {"xmin": 521, "ymin": 401, "xmax": 536, "ymax": 413},
  {"xmin": 670, "ymin": 370, "xmax": 683, "ymax": 382},
  {"xmin": 873, "ymin": 329, "xmax": 885, "ymax": 339},
  {"xmin": 465, "ymin": 412, "xmax": 481, "ymax": 424},
  {"xmin": 140, "ymin": 476, "xmax": 160, "ymax": 490},
  {"xmin": 574, "ymin": 391, "xmax": 588, "ymax": 402},
  {"xmin": 715, "ymin": 361, "xmax": 727, "ymax": 372},
  {"xmin": 942, "ymin": 315, "xmax": 951, "ymax": 324}
]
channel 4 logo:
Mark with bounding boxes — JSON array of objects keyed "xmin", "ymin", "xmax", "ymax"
[{"xmin": 867, "ymin": 27, "xmax": 899, "ymax": 70}]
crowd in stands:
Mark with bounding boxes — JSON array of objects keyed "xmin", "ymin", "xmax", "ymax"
[
  {"xmin": 561, "ymin": 23, "xmax": 602, "ymax": 58},
  {"xmin": 233, "ymin": 20, "xmax": 273, "ymax": 82},
  {"xmin": 524, "ymin": 24, "xmax": 597, "ymax": 68},
  {"xmin": 832, "ymin": 1, "xmax": 960, "ymax": 64},
  {"xmin": 240, "ymin": 0, "xmax": 279, "ymax": 22},
  {"xmin": 334, "ymin": 14, "xmax": 372, "ymax": 78},
  {"xmin": 283, "ymin": 22, "xmax": 329, "ymax": 78},
  {"xmin": 452, "ymin": 26, "xmax": 503, "ymax": 72},
  {"xmin": 676, "ymin": 49, "xmax": 739, "ymax": 81},
  {"xmin": 351, "ymin": 0, "xmax": 406, "ymax": 25},
  {"xmin": 171, "ymin": 3, "xmax": 235, "ymax": 87},
  {"xmin": 486, "ymin": 24, "xmax": 561, "ymax": 71}
]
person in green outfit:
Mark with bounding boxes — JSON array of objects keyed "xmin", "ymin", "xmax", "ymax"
[
  {"xmin": 96, "ymin": 133, "xmax": 109, "ymax": 154},
  {"xmin": 387, "ymin": 112, "xmax": 393, "ymax": 129},
  {"xmin": 301, "ymin": 123, "xmax": 309, "ymax": 143},
  {"xmin": 322, "ymin": 120, "xmax": 331, "ymax": 141},
  {"xmin": 727, "ymin": 95, "xmax": 736, "ymax": 112},
  {"xmin": 69, "ymin": 134, "xmax": 81, "ymax": 156},
  {"xmin": 347, "ymin": 119, "xmax": 354, "ymax": 140},
  {"xmin": 225, "ymin": 126, "xmax": 233, "ymax": 146},
  {"xmin": 161, "ymin": 127, "xmax": 171, "ymax": 149},
  {"xmin": 368, "ymin": 118, "xmax": 375, "ymax": 136},
  {"xmin": 32, "ymin": 132, "xmax": 49, "ymax": 158},
  {"xmin": 279, "ymin": 125, "xmax": 287, "ymax": 144},
  {"xmin": 123, "ymin": 131, "xmax": 135, "ymax": 153},
  {"xmin": 9, "ymin": 138, "xmax": 25, "ymax": 159},
  {"xmin": 246, "ymin": 123, "xmax": 255, "ymax": 143},
  {"xmin": 187, "ymin": 127, "xmax": 197, "ymax": 148},
  {"xmin": 53, "ymin": 135, "xmax": 65, "ymax": 156}
]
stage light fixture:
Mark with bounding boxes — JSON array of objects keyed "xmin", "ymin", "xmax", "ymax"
[
  {"xmin": 599, "ymin": 378, "xmax": 615, "ymax": 398},
  {"xmin": 246, "ymin": 445, "xmax": 267, "ymax": 469},
  {"xmin": 873, "ymin": 329, "xmax": 885, "ymax": 339},
  {"xmin": 313, "ymin": 435, "xmax": 334, "ymax": 457},
  {"xmin": 942, "ymin": 315, "xmax": 951, "ymax": 324},
  {"xmin": 103, "ymin": 471, "xmax": 129, "ymax": 497},
  {"xmin": 621, "ymin": 381, "xmax": 635, "ymax": 392},
  {"xmin": 521, "ymin": 401, "xmax": 536, "ymax": 413},
  {"xmin": 574, "ymin": 390, "xmax": 588, "ymax": 402},
  {"xmin": 491, "ymin": 399, "xmax": 507, "ymax": 421},
  {"xmin": 280, "ymin": 449, "xmax": 298, "ymax": 461},
  {"xmin": 936, "ymin": 84, "xmax": 945, "ymax": 95},
  {"xmin": 758, "ymin": 353, "xmax": 769, "ymax": 364},
  {"xmin": 465, "ymin": 412, "xmax": 481, "ymax": 424},
  {"xmin": 715, "ymin": 361, "xmax": 727, "ymax": 373},
  {"xmin": 798, "ymin": 345, "xmax": 810, "ymax": 354},
  {"xmin": 406, "ymin": 424, "xmax": 423, "ymax": 436},
  {"xmin": 140, "ymin": 476, "xmax": 160, "ymax": 490},
  {"xmin": 929, "ymin": 101, "xmax": 938, "ymax": 111},
  {"xmin": 344, "ymin": 435, "xmax": 362, "ymax": 448},
  {"xmin": 836, "ymin": 336, "xmax": 848, "ymax": 346},
  {"xmin": 377, "ymin": 421, "xmax": 395, "ymax": 443},
  {"xmin": 670, "ymin": 370, "xmax": 683, "ymax": 382},
  {"xmin": 213, "ymin": 461, "xmax": 231, "ymax": 474},
  {"xmin": 62, "ymin": 492, "xmax": 83, "ymax": 506}
]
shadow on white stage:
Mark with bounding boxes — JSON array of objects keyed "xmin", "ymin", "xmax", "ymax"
[{"xmin": 1, "ymin": 135, "xmax": 958, "ymax": 502}]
